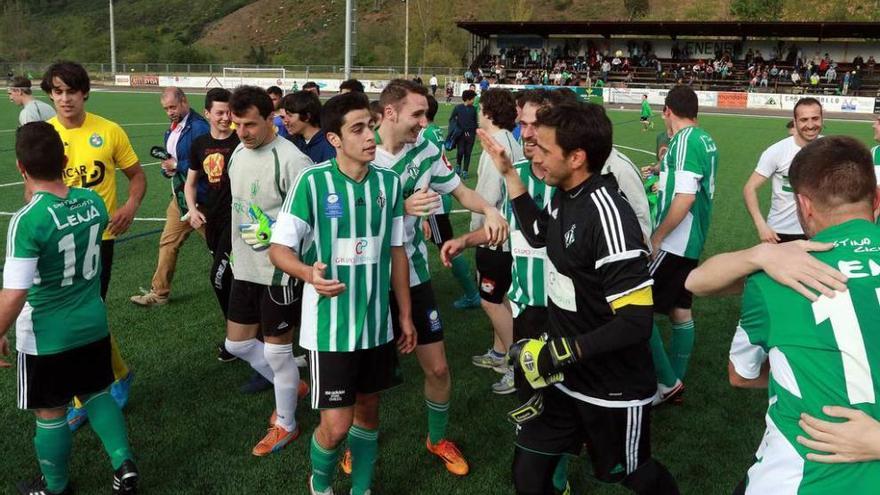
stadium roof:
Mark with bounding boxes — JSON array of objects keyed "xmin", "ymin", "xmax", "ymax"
[{"xmin": 456, "ymin": 21, "xmax": 880, "ymax": 40}]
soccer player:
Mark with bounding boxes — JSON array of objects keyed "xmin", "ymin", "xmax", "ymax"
[
  {"xmin": 640, "ymin": 94, "xmax": 653, "ymax": 132},
  {"xmin": 369, "ymin": 79, "xmax": 508, "ymax": 475},
  {"xmin": 7, "ymin": 75, "xmax": 55, "ymax": 125},
  {"xmin": 743, "ymin": 98, "xmax": 823, "ymax": 244},
  {"xmin": 870, "ymin": 113, "xmax": 880, "ymax": 223},
  {"xmin": 479, "ymin": 101, "xmax": 679, "ymax": 495},
  {"xmin": 339, "ymin": 78, "xmax": 365, "ymax": 94},
  {"xmin": 267, "ymin": 85, "xmax": 289, "ymax": 139},
  {"xmin": 267, "ymin": 91, "xmax": 417, "ymax": 495},
  {"xmin": 687, "ymin": 136, "xmax": 880, "ymax": 494},
  {"xmin": 223, "ymin": 86, "xmax": 313, "ymax": 456},
  {"xmin": 130, "ymin": 87, "xmax": 210, "ymax": 306},
  {"xmin": 281, "ymin": 90, "xmax": 336, "ymax": 164},
  {"xmin": 469, "ymin": 88, "xmax": 524, "ymax": 394},
  {"xmin": 420, "ymin": 94, "xmax": 480, "ymax": 310},
  {"xmin": 646, "ymin": 85, "xmax": 718, "ymax": 404},
  {"xmin": 42, "ymin": 61, "xmax": 145, "ymax": 429},
  {"xmin": 2, "ymin": 122, "xmax": 138, "ymax": 495},
  {"xmin": 183, "ymin": 88, "xmax": 239, "ymax": 360}
]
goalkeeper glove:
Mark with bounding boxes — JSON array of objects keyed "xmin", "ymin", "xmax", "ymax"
[
  {"xmin": 507, "ymin": 334, "xmax": 579, "ymax": 390},
  {"xmin": 239, "ymin": 204, "xmax": 275, "ymax": 251}
]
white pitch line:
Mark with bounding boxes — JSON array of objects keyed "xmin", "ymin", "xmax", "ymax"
[
  {"xmin": 0, "ymin": 160, "xmax": 160, "ymax": 188},
  {"xmin": 614, "ymin": 144, "xmax": 655, "ymax": 156}
]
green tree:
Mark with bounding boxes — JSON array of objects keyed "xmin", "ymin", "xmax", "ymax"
[
  {"xmin": 624, "ymin": 0, "xmax": 649, "ymax": 19},
  {"xmin": 729, "ymin": 0, "xmax": 782, "ymax": 20}
]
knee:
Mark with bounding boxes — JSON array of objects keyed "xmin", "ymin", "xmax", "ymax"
[
  {"xmin": 426, "ymin": 362, "xmax": 450, "ymax": 384},
  {"xmin": 321, "ymin": 422, "xmax": 353, "ymax": 446}
]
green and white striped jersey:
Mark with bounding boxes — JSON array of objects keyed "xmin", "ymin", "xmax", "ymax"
[
  {"xmin": 506, "ymin": 160, "xmax": 555, "ymax": 313},
  {"xmin": 4, "ymin": 188, "xmax": 109, "ymax": 355},
  {"xmin": 272, "ymin": 159, "xmax": 405, "ymax": 352},
  {"xmin": 732, "ymin": 219, "xmax": 880, "ymax": 494},
  {"xmin": 872, "ymin": 145, "xmax": 880, "ymax": 225},
  {"xmin": 655, "ymin": 125, "xmax": 718, "ymax": 259},
  {"xmin": 374, "ymin": 131, "xmax": 461, "ymax": 286},
  {"xmin": 422, "ymin": 124, "xmax": 453, "ymax": 215}
]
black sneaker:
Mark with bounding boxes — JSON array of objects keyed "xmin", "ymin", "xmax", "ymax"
[
  {"xmin": 217, "ymin": 343, "xmax": 237, "ymax": 362},
  {"xmin": 240, "ymin": 371, "xmax": 273, "ymax": 394},
  {"xmin": 16, "ymin": 476, "xmax": 72, "ymax": 495},
  {"xmin": 112, "ymin": 460, "xmax": 139, "ymax": 495}
]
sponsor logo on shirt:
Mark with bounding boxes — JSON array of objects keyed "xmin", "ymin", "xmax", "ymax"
[
  {"xmin": 325, "ymin": 192, "xmax": 344, "ymax": 218},
  {"xmin": 89, "ymin": 133, "xmax": 104, "ymax": 148},
  {"xmin": 334, "ymin": 236, "xmax": 381, "ymax": 266}
]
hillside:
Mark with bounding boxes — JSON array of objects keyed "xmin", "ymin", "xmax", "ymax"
[{"xmin": 1, "ymin": 0, "xmax": 878, "ymax": 68}]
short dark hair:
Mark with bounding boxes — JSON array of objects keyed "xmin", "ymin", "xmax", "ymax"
[
  {"xmin": 302, "ymin": 81, "xmax": 320, "ymax": 95},
  {"xmin": 204, "ymin": 88, "xmax": 231, "ymax": 111},
  {"xmin": 379, "ymin": 79, "xmax": 428, "ymax": 109},
  {"xmin": 370, "ymin": 100, "xmax": 383, "ymax": 119},
  {"xmin": 461, "ymin": 89, "xmax": 477, "ymax": 102},
  {"xmin": 793, "ymin": 97, "xmax": 823, "ymax": 118},
  {"xmin": 322, "ymin": 91, "xmax": 372, "ymax": 138},
  {"xmin": 536, "ymin": 101, "xmax": 612, "ymax": 174},
  {"xmin": 266, "ymin": 86, "xmax": 283, "ymax": 97},
  {"xmin": 426, "ymin": 94, "xmax": 439, "ymax": 121},
  {"xmin": 789, "ymin": 135, "xmax": 876, "ymax": 209},
  {"xmin": 16, "ymin": 122, "xmax": 65, "ymax": 181},
  {"xmin": 340, "ymin": 79, "xmax": 365, "ymax": 93},
  {"xmin": 664, "ymin": 85, "xmax": 698, "ymax": 119},
  {"xmin": 548, "ymin": 88, "xmax": 578, "ymax": 107},
  {"xmin": 516, "ymin": 89, "xmax": 550, "ymax": 109},
  {"xmin": 230, "ymin": 85, "xmax": 274, "ymax": 119},
  {"xmin": 479, "ymin": 88, "xmax": 517, "ymax": 131},
  {"xmin": 11, "ymin": 76, "xmax": 31, "ymax": 94},
  {"xmin": 40, "ymin": 61, "xmax": 90, "ymax": 97},
  {"xmin": 281, "ymin": 90, "xmax": 322, "ymax": 126},
  {"xmin": 785, "ymin": 119, "xmax": 794, "ymax": 129}
]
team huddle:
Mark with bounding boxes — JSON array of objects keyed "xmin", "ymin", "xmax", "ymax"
[{"xmin": 1, "ymin": 60, "xmax": 880, "ymax": 495}]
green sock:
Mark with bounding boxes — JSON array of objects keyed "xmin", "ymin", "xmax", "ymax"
[
  {"xmin": 310, "ymin": 433, "xmax": 340, "ymax": 492},
  {"xmin": 348, "ymin": 425, "xmax": 379, "ymax": 495},
  {"xmin": 82, "ymin": 391, "xmax": 133, "ymax": 469},
  {"xmin": 450, "ymin": 256, "xmax": 478, "ymax": 297},
  {"xmin": 552, "ymin": 455, "xmax": 570, "ymax": 492},
  {"xmin": 670, "ymin": 320, "xmax": 695, "ymax": 379},
  {"xmin": 649, "ymin": 323, "xmax": 678, "ymax": 387},
  {"xmin": 34, "ymin": 417, "xmax": 72, "ymax": 494},
  {"xmin": 426, "ymin": 399, "xmax": 449, "ymax": 444}
]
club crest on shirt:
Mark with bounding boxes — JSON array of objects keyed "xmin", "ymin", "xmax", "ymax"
[
  {"xmin": 564, "ymin": 224, "xmax": 576, "ymax": 248},
  {"xmin": 89, "ymin": 133, "xmax": 104, "ymax": 148},
  {"xmin": 376, "ymin": 193, "xmax": 386, "ymax": 209}
]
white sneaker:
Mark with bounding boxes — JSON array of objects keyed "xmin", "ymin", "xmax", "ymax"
[
  {"xmin": 652, "ymin": 379, "xmax": 685, "ymax": 406},
  {"xmin": 295, "ymin": 354, "xmax": 308, "ymax": 368},
  {"xmin": 472, "ymin": 349, "xmax": 508, "ymax": 373},
  {"xmin": 492, "ymin": 368, "xmax": 516, "ymax": 395},
  {"xmin": 309, "ymin": 475, "xmax": 334, "ymax": 495}
]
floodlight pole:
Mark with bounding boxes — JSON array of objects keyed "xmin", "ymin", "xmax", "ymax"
[
  {"xmin": 344, "ymin": 0, "xmax": 353, "ymax": 80},
  {"xmin": 404, "ymin": 0, "xmax": 409, "ymax": 79},
  {"xmin": 109, "ymin": 0, "xmax": 117, "ymax": 75}
]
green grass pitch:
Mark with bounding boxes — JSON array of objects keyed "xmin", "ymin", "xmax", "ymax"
[{"xmin": 0, "ymin": 90, "xmax": 875, "ymax": 494}]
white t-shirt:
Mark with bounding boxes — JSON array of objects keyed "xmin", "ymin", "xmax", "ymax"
[
  {"xmin": 165, "ymin": 113, "xmax": 189, "ymax": 161},
  {"xmin": 471, "ymin": 128, "xmax": 524, "ymax": 251},
  {"xmin": 755, "ymin": 136, "xmax": 815, "ymax": 235},
  {"xmin": 429, "ymin": 76, "xmax": 438, "ymax": 86}
]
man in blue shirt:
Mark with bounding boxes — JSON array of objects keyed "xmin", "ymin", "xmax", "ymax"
[
  {"xmin": 281, "ymin": 91, "xmax": 335, "ymax": 164},
  {"xmin": 267, "ymin": 86, "xmax": 289, "ymax": 139},
  {"xmin": 449, "ymin": 90, "xmax": 478, "ymax": 178}
]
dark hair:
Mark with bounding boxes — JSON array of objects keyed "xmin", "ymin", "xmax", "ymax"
[
  {"xmin": 16, "ymin": 122, "xmax": 65, "ymax": 181},
  {"xmin": 664, "ymin": 85, "xmax": 698, "ymax": 119},
  {"xmin": 548, "ymin": 88, "xmax": 578, "ymax": 107},
  {"xmin": 40, "ymin": 61, "xmax": 90, "ymax": 98},
  {"xmin": 516, "ymin": 89, "xmax": 549, "ymax": 109},
  {"xmin": 340, "ymin": 79, "xmax": 365, "ymax": 93},
  {"xmin": 266, "ymin": 86, "xmax": 283, "ymax": 97},
  {"xmin": 536, "ymin": 101, "xmax": 612, "ymax": 174},
  {"xmin": 370, "ymin": 100, "xmax": 383, "ymax": 119},
  {"xmin": 302, "ymin": 81, "xmax": 320, "ymax": 95},
  {"xmin": 789, "ymin": 135, "xmax": 876, "ymax": 209},
  {"xmin": 785, "ymin": 119, "xmax": 794, "ymax": 129},
  {"xmin": 479, "ymin": 88, "xmax": 517, "ymax": 131},
  {"xmin": 281, "ymin": 90, "xmax": 322, "ymax": 126},
  {"xmin": 230, "ymin": 85, "xmax": 274, "ymax": 119},
  {"xmin": 426, "ymin": 94, "xmax": 439, "ymax": 121},
  {"xmin": 204, "ymin": 88, "xmax": 231, "ymax": 111},
  {"xmin": 11, "ymin": 76, "xmax": 31, "ymax": 94},
  {"xmin": 379, "ymin": 79, "xmax": 428, "ymax": 109},
  {"xmin": 793, "ymin": 97, "xmax": 823, "ymax": 118},
  {"xmin": 322, "ymin": 91, "xmax": 372, "ymax": 138},
  {"xmin": 461, "ymin": 89, "xmax": 477, "ymax": 102}
]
